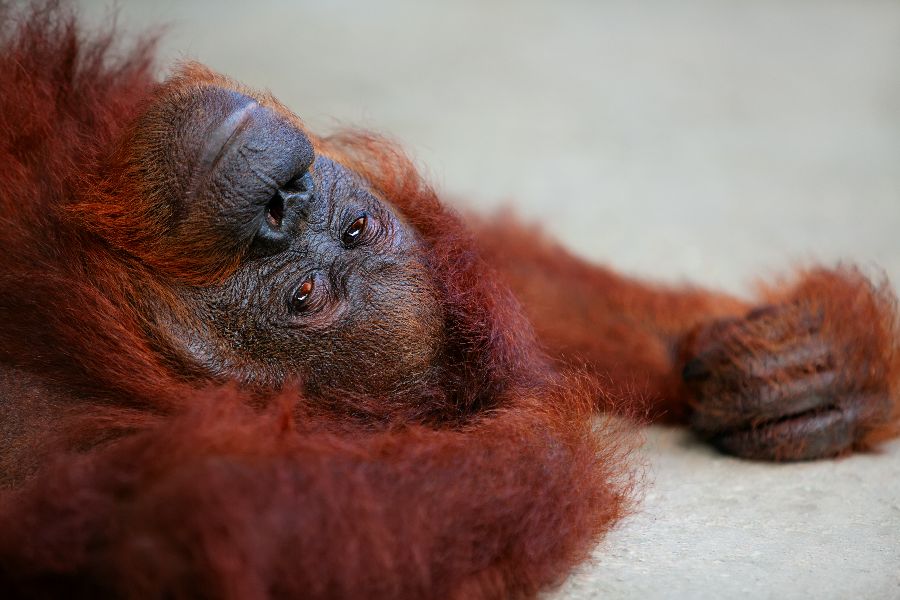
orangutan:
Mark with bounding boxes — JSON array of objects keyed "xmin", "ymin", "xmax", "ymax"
[{"xmin": 0, "ymin": 5, "xmax": 895, "ymax": 598}]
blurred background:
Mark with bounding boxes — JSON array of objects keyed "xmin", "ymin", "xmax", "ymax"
[
  {"xmin": 77, "ymin": 1, "xmax": 900, "ymax": 598},
  {"xmin": 79, "ymin": 0, "xmax": 899, "ymax": 295}
]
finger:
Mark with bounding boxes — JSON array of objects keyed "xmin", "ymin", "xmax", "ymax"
[
  {"xmin": 687, "ymin": 304, "xmax": 822, "ymax": 370},
  {"xmin": 707, "ymin": 392, "xmax": 890, "ymax": 461},
  {"xmin": 710, "ymin": 406, "xmax": 853, "ymax": 461},
  {"xmin": 689, "ymin": 369, "xmax": 839, "ymax": 432}
]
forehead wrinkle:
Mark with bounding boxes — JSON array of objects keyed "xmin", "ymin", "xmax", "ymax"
[{"xmin": 187, "ymin": 97, "xmax": 258, "ymax": 203}]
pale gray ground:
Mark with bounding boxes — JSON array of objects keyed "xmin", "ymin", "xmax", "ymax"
[{"xmin": 79, "ymin": 1, "xmax": 900, "ymax": 597}]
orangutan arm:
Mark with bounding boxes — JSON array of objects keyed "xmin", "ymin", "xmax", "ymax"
[
  {"xmin": 0, "ymin": 387, "xmax": 630, "ymax": 599},
  {"xmin": 475, "ymin": 217, "xmax": 900, "ymax": 459},
  {"xmin": 474, "ymin": 217, "xmax": 749, "ymax": 421}
]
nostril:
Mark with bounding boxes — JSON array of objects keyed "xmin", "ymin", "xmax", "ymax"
[
  {"xmin": 682, "ymin": 358, "xmax": 712, "ymax": 382},
  {"xmin": 266, "ymin": 192, "xmax": 285, "ymax": 229},
  {"xmin": 284, "ymin": 171, "xmax": 313, "ymax": 196}
]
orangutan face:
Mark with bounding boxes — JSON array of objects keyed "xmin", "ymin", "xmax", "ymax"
[{"xmin": 129, "ymin": 82, "xmax": 445, "ymax": 396}]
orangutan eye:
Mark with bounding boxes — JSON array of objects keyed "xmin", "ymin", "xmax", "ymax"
[
  {"xmin": 290, "ymin": 279, "xmax": 315, "ymax": 311},
  {"xmin": 342, "ymin": 214, "xmax": 367, "ymax": 247}
]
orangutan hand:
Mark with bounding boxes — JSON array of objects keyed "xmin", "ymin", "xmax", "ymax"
[{"xmin": 681, "ymin": 269, "xmax": 899, "ymax": 461}]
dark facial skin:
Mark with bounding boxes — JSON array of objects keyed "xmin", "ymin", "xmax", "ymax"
[{"xmin": 137, "ymin": 85, "xmax": 445, "ymax": 397}]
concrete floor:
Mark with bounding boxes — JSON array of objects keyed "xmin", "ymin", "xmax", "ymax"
[{"xmin": 80, "ymin": 1, "xmax": 900, "ymax": 597}]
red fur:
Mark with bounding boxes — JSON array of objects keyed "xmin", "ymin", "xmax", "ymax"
[
  {"xmin": 0, "ymin": 384, "xmax": 635, "ymax": 599},
  {"xmin": 0, "ymin": 6, "xmax": 633, "ymax": 598},
  {"xmin": 0, "ymin": 3, "xmax": 897, "ymax": 598}
]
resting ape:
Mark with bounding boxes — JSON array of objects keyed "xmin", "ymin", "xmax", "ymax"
[{"xmin": 0, "ymin": 6, "xmax": 897, "ymax": 599}]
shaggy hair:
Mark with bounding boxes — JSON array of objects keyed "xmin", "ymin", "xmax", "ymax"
[
  {"xmin": 0, "ymin": 3, "xmax": 897, "ymax": 599},
  {"xmin": 0, "ymin": 4, "xmax": 634, "ymax": 598}
]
